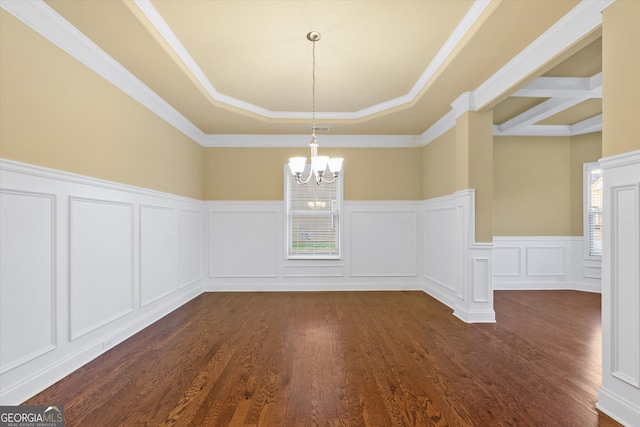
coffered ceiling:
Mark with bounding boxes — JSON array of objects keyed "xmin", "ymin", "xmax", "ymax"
[{"xmin": 2, "ymin": 0, "xmax": 607, "ymax": 146}]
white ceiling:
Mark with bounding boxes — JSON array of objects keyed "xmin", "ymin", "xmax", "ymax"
[{"xmin": 2, "ymin": 0, "xmax": 607, "ymax": 147}]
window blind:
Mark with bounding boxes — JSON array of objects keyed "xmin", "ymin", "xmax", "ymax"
[
  {"xmin": 286, "ymin": 166, "xmax": 341, "ymax": 258},
  {"xmin": 586, "ymin": 167, "xmax": 602, "ymax": 257}
]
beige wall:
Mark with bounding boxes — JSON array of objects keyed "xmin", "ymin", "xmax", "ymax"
[
  {"xmin": 494, "ymin": 136, "xmax": 572, "ymax": 236},
  {"xmin": 602, "ymin": 0, "xmax": 640, "ymax": 157},
  {"xmin": 456, "ymin": 111, "xmax": 494, "ymax": 242},
  {"xmin": 1, "ymin": 7, "xmax": 612, "ymax": 219},
  {"xmin": 204, "ymin": 146, "xmax": 423, "ymax": 201},
  {"xmin": 570, "ymin": 132, "xmax": 602, "ymax": 235},
  {"xmin": 422, "ymin": 129, "xmax": 456, "ymax": 200},
  {"xmin": 0, "ymin": 10, "xmax": 204, "ymax": 200}
]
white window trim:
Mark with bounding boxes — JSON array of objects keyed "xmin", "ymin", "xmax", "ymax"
[
  {"xmin": 583, "ymin": 162, "xmax": 602, "ymax": 260},
  {"xmin": 284, "ymin": 165, "xmax": 343, "ymax": 260}
]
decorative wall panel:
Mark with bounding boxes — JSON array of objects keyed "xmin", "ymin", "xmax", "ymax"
[
  {"xmin": 472, "ymin": 257, "xmax": 490, "ymax": 302},
  {"xmin": 179, "ymin": 209, "xmax": 202, "ymax": 287},
  {"xmin": 424, "ymin": 207, "xmax": 457, "ymax": 292},
  {"xmin": 526, "ymin": 247, "xmax": 566, "ymax": 277},
  {"xmin": 140, "ymin": 205, "xmax": 179, "ymax": 306},
  {"xmin": 493, "ymin": 247, "xmax": 521, "ymax": 277},
  {"xmin": 350, "ymin": 210, "xmax": 417, "ymax": 277},
  {"xmin": 610, "ymin": 184, "xmax": 639, "ymax": 387},
  {"xmin": 209, "ymin": 210, "xmax": 279, "ymax": 278},
  {"xmin": 598, "ymin": 150, "xmax": 640, "ymax": 425},
  {"xmin": 69, "ymin": 198, "xmax": 134, "ymax": 339},
  {"xmin": 0, "ymin": 191, "xmax": 56, "ymax": 373},
  {"xmin": 0, "ymin": 160, "xmax": 203, "ymax": 405},
  {"xmin": 493, "ymin": 237, "xmax": 601, "ymax": 292}
]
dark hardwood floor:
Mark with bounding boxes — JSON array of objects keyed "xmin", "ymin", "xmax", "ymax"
[{"xmin": 24, "ymin": 290, "xmax": 622, "ymax": 426}]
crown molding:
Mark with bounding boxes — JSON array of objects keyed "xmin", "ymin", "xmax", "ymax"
[
  {"xmin": 473, "ymin": 0, "xmax": 613, "ymax": 110},
  {"xmin": 0, "ymin": 0, "xmax": 206, "ymax": 144},
  {"xmin": 420, "ymin": 0, "xmax": 612, "ymax": 145},
  {"xmin": 419, "ymin": 110, "xmax": 457, "ymax": 146},
  {"xmin": 1, "ymin": 0, "xmax": 611, "ymax": 147},
  {"xmin": 200, "ymin": 134, "xmax": 421, "ymax": 148},
  {"xmin": 132, "ymin": 0, "xmax": 491, "ymax": 121},
  {"xmin": 451, "ymin": 92, "xmax": 477, "ymax": 119}
]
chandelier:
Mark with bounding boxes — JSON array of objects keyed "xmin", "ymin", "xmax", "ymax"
[{"xmin": 288, "ymin": 31, "xmax": 343, "ymax": 185}]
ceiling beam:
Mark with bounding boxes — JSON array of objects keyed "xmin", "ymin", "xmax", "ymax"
[
  {"xmin": 493, "ymin": 113, "xmax": 602, "ymax": 137},
  {"xmin": 514, "ymin": 73, "xmax": 602, "ymax": 98},
  {"xmin": 497, "ymin": 96, "xmax": 590, "ymax": 133},
  {"xmin": 473, "ymin": 0, "xmax": 612, "ymax": 110}
]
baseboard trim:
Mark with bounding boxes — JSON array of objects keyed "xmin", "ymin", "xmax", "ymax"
[
  {"xmin": 204, "ymin": 281, "xmax": 424, "ymax": 292},
  {"xmin": 597, "ymin": 387, "xmax": 640, "ymax": 427},
  {"xmin": 0, "ymin": 285, "xmax": 202, "ymax": 405},
  {"xmin": 422, "ymin": 281, "xmax": 456, "ymax": 311},
  {"xmin": 453, "ymin": 305, "xmax": 497, "ymax": 324},
  {"xmin": 494, "ymin": 282, "xmax": 602, "ymax": 293}
]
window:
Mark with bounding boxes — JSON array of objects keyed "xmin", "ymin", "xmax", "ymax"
[
  {"xmin": 584, "ymin": 163, "xmax": 602, "ymax": 258},
  {"xmin": 285, "ymin": 166, "xmax": 342, "ymax": 259}
]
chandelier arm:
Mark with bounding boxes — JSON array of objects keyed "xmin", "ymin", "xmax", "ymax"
[
  {"xmin": 320, "ymin": 175, "xmax": 338, "ymax": 184},
  {"xmin": 295, "ymin": 170, "xmax": 315, "ymax": 185}
]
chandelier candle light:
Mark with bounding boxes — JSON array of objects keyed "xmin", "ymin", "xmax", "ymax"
[{"xmin": 288, "ymin": 31, "xmax": 343, "ymax": 185}]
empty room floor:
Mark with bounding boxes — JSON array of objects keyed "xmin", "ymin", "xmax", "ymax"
[{"xmin": 24, "ymin": 290, "xmax": 621, "ymax": 426}]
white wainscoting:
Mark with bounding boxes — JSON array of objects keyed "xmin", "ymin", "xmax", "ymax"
[
  {"xmin": 0, "ymin": 190, "xmax": 56, "ymax": 374},
  {"xmin": 140, "ymin": 205, "xmax": 180, "ymax": 306},
  {"xmin": 597, "ymin": 150, "xmax": 640, "ymax": 426},
  {"xmin": 349, "ymin": 206, "xmax": 418, "ymax": 277},
  {"xmin": 423, "ymin": 194, "xmax": 460, "ymax": 307},
  {"xmin": 422, "ymin": 190, "xmax": 495, "ymax": 323},
  {"xmin": 0, "ymin": 159, "xmax": 203, "ymax": 405},
  {"xmin": 209, "ymin": 205, "xmax": 280, "ymax": 279},
  {"xmin": 1, "ymin": 160, "xmax": 509, "ymax": 404},
  {"xmin": 204, "ymin": 201, "xmax": 423, "ymax": 291},
  {"xmin": 69, "ymin": 197, "xmax": 135, "ymax": 339},
  {"xmin": 493, "ymin": 237, "xmax": 601, "ymax": 292}
]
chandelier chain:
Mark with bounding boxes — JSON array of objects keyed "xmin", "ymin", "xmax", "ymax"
[
  {"xmin": 287, "ymin": 31, "xmax": 342, "ymax": 185},
  {"xmin": 311, "ymin": 37, "xmax": 316, "ymax": 139}
]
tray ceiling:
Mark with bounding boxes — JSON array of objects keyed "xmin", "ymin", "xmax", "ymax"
[{"xmin": 3, "ymin": 0, "xmax": 606, "ymax": 145}]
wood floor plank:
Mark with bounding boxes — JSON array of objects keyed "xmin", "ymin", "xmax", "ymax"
[{"xmin": 23, "ymin": 291, "xmax": 622, "ymax": 426}]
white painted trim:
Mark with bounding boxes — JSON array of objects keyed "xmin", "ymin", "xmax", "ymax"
[
  {"xmin": 0, "ymin": 159, "xmax": 205, "ymax": 405},
  {"xmin": 597, "ymin": 148, "xmax": 640, "ymax": 427},
  {"xmin": 451, "ymin": 92, "xmax": 476, "ymax": 119},
  {"xmin": 0, "ymin": 286, "xmax": 201, "ymax": 405},
  {"xmin": 513, "ymin": 74, "xmax": 602, "ymax": 98},
  {"xmin": 493, "ymin": 73, "xmax": 602, "ymax": 136},
  {"xmin": 204, "ymin": 281, "xmax": 423, "ymax": 293},
  {"xmin": 0, "ymin": 189, "xmax": 57, "ymax": 374},
  {"xmin": 0, "ymin": 159, "xmax": 198, "ymax": 203},
  {"xmin": 133, "ymin": 0, "xmax": 492, "ymax": 121},
  {"xmin": 422, "ymin": 1, "xmax": 611, "ymax": 143},
  {"xmin": 1, "ymin": 0, "xmax": 609, "ymax": 146},
  {"xmin": 419, "ymin": 109, "xmax": 456, "ymax": 146},
  {"xmin": 493, "ymin": 236, "xmax": 602, "ymax": 293},
  {"xmin": 497, "ymin": 97, "xmax": 592, "ymax": 133},
  {"xmin": 600, "ymin": 149, "xmax": 640, "ymax": 170},
  {"xmin": 473, "ymin": 0, "xmax": 612, "ymax": 110},
  {"xmin": 0, "ymin": 0, "xmax": 204, "ymax": 144},
  {"xmin": 200, "ymin": 134, "xmax": 421, "ymax": 148},
  {"xmin": 596, "ymin": 388, "xmax": 640, "ymax": 427}
]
